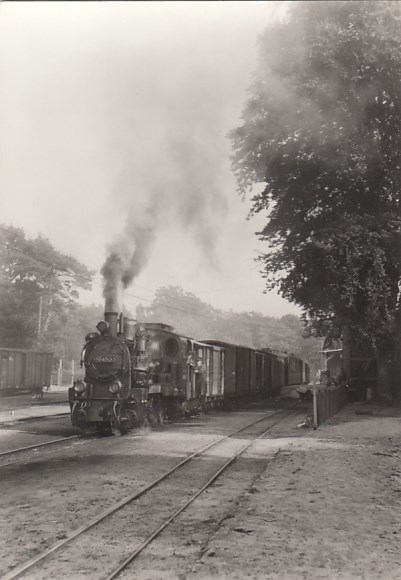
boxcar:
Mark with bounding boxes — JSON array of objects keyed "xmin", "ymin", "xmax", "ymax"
[
  {"xmin": 0, "ymin": 348, "xmax": 53, "ymax": 395},
  {"xmin": 203, "ymin": 340, "xmax": 277, "ymax": 398}
]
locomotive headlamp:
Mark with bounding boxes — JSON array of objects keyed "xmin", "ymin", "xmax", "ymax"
[
  {"xmin": 109, "ymin": 380, "xmax": 122, "ymax": 394},
  {"xmin": 96, "ymin": 321, "xmax": 110, "ymax": 335},
  {"xmin": 74, "ymin": 380, "xmax": 86, "ymax": 394}
]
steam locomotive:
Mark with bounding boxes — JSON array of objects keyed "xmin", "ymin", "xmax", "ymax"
[{"xmin": 69, "ymin": 311, "xmax": 310, "ymax": 434}]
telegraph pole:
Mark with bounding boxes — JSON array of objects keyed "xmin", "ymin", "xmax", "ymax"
[{"xmin": 37, "ymin": 294, "xmax": 43, "ymax": 341}]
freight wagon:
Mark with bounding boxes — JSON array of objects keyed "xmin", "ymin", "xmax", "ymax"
[
  {"xmin": 0, "ymin": 348, "xmax": 53, "ymax": 395},
  {"xmin": 203, "ymin": 340, "xmax": 286, "ymax": 398},
  {"xmin": 204, "ymin": 341, "xmax": 308, "ymax": 398}
]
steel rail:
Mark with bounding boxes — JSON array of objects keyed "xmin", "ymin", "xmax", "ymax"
[
  {"xmin": 0, "ymin": 435, "xmax": 79, "ymax": 459},
  {"xmin": 3, "ymin": 404, "xmax": 298, "ymax": 580},
  {"xmin": 105, "ymin": 408, "xmax": 300, "ymax": 580},
  {"xmin": 0, "ymin": 412, "xmax": 70, "ymax": 425}
]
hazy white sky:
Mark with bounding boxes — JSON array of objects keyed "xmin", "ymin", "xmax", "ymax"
[{"xmin": 0, "ymin": 1, "xmax": 300, "ymax": 317}]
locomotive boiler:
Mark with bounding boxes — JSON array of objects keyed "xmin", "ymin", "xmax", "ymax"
[{"xmin": 69, "ymin": 311, "xmax": 149, "ymax": 434}]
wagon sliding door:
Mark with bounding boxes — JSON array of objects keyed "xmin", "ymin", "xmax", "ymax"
[
  {"xmin": 255, "ymin": 352, "xmax": 264, "ymax": 394},
  {"xmin": 263, "ymin": 354, "xmax": 272, "ymax": 396},
  {"xmin": 194, "ymin": 344, "xmax": 207, "ymax": 398},
  {"xmin": 235, "ymin": 347, "xmax": 251, "ymax": 395},
  {"xmin": 210, "ymin": 348, "xmax": 222, "ymax": 397}
]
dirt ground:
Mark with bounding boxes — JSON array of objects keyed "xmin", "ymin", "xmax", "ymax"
[
  {"xmin": 185, "ymin": 403, "xmax": 401, "ymax": 580},
  {"xmin": 1, "ymin": 402, "xmax": 401, "ymax": 579}
]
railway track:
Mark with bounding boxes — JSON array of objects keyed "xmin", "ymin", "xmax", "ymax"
[
  {"xmin": 0, "ymin": 411, "xmax": 70, "ymax": 426},
  {"xmin": 0, "ymin": 435, "xmax": 80, "ymax": 468},
  {"xmin": 3, "ymin": 403, "xmax": 302, "ymax": 580}
]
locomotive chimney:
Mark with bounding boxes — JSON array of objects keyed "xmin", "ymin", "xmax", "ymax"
[
  {"xmin": 104, "ymin": 311, "xmax": 119, "ymax": 336},
  {"xmin": 104, "ymin": 281, "xmax": 122, "ymax": 336}
]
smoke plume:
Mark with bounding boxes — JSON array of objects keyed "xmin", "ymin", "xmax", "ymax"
[
  {"xmin": 99, "ymin": 4, "xmax": 273, "ymax": 310},
  {"xmin": 100, "ymin": 35, "xmax": 235, "ymax": 311},
  {"xmin": 101, "ymin": 214, "xmax": 156, "ymax": 312}
]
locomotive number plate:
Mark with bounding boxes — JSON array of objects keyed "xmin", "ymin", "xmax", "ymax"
[{"xmin": 92, "ymin": 356, "xmax": 117, "ymax": 363}]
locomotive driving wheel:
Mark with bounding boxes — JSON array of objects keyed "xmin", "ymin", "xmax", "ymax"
[
  {"xmin": 119, "ymin": 409, "xmax": 137, "ymax": 434},
  {"xmin": 110, "ymin": 406, "xmax": 137, "ymax": 436}
]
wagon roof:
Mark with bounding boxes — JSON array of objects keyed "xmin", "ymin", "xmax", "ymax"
[{"xmin": 202, "ymin": 339, "xmax": 269, "ymax": 353}]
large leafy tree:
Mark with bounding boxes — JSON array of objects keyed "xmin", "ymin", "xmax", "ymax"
[
  {"xmin": 230, "ymin": 1, "xmax": 401, "ymax": 398},
  {"xmin": 0, "ymin": 224, "xmax": 93, "ymax": 353}
]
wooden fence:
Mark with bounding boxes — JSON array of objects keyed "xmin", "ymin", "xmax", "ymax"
[
  {"xmin": 313, "ymin": 384, "xmax": 348, "ymax": 428},
  {"xmin": 50, "ymin": 359, "xmax": 83, "ymax": 387}
]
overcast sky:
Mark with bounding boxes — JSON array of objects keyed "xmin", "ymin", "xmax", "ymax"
[{"xmin": 0, "ymin": 1, "xmax": 300, "ymax": 318}]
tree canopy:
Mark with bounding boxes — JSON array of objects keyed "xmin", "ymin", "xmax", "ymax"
[
  {"xmin": 230, "ymin": 1, "xmax": 401, "ymax": 364},
  {"xmin": 0, "ymin": 224, "xmax": 94, "ymax": 355}
]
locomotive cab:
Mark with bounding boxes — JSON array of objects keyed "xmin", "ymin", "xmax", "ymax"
[{"xmin": 131, "ymin": 323, "xmax": 185, "ymax": 423}]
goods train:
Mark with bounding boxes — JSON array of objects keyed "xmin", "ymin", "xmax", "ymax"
[{"xmin": 69, "ymin": 311, "xmax": 310, "ymax": 434}]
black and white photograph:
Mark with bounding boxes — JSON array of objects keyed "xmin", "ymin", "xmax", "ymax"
[{"xmin": 0, "ymin": 1, "xmax": 400, "ymax": 578}]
